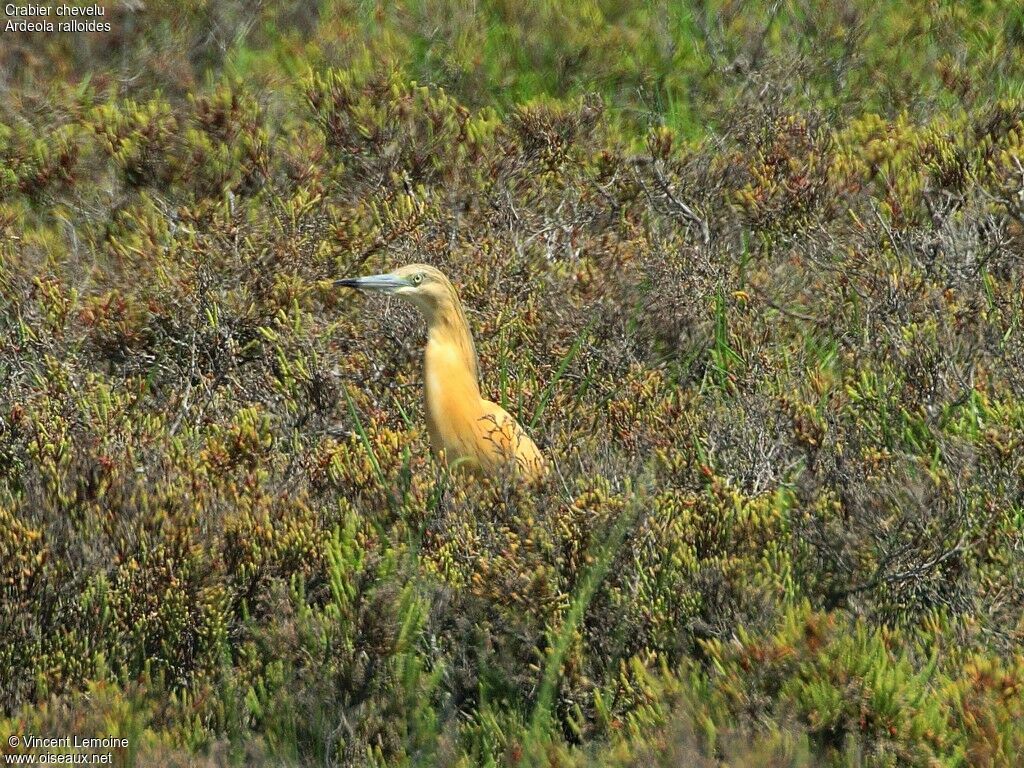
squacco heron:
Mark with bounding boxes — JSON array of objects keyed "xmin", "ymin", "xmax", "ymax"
[{"xmin": 335, "ymin": 264, "xmax": 547, "ymax": 482}]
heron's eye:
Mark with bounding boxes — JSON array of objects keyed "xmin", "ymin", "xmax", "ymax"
[{"xmin": 411, "ymin": 273, "xmax": 424, "ymax": 286}]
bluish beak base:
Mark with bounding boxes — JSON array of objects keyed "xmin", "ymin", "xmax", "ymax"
[{"xmin": 334, "ymin": 274, "xmax": 408, "ymax": 293}]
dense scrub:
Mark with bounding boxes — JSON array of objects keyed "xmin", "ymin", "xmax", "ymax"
[{"xmin": 2, "ymin": 3, "xmax": 1024, "ymax": 767}]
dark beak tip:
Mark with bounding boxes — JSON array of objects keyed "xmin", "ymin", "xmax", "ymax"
[{"xmin": 333, "ymin": 278, "xmax": 359, "ymax": 289}]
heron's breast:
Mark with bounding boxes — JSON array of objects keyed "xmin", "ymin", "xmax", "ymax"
[{"xmin": 423, "ymin": 341, "xmax": 483, "ymax": 461}]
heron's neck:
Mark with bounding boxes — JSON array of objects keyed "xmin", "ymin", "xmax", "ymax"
[{"xmin": 424, "ymin": 301, "xmax": 480, "ymax": 400}]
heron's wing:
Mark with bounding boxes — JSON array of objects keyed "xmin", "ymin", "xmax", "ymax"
[{"xmin": 475, "ymin": 400, "xmax": 547, "ymax": 481}]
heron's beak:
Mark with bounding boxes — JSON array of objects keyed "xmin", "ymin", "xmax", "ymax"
[{"xmin": 334, "ymin": 273, "xmax": 408, "ymax": 293}]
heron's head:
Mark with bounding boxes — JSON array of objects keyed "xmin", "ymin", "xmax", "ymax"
[{"xmin": 334, "ymin": 264, "xmax": 460, "ymax": 323}]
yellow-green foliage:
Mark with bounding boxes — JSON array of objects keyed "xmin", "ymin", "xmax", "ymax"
[{"xmin": 2, "ymin": 6, "xmax": 1024, "ymax": 767}]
